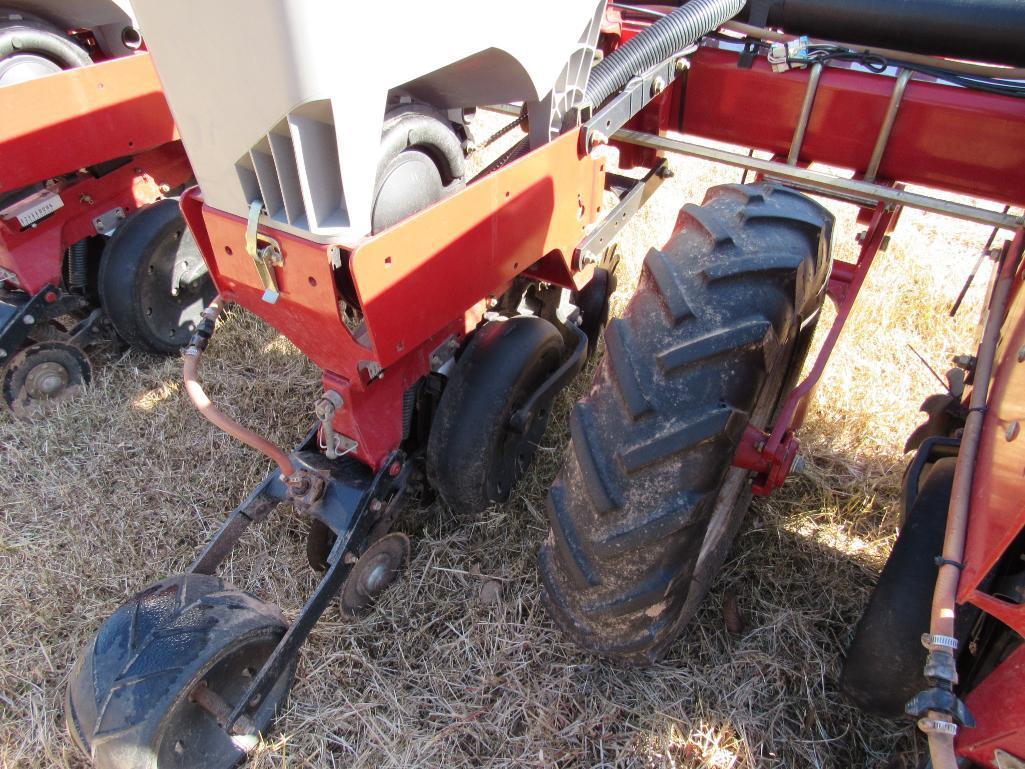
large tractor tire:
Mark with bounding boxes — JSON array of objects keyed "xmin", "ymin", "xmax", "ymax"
[{"xmin": 539, "ymin": 183, "xmax": 834, "ymax": 664}]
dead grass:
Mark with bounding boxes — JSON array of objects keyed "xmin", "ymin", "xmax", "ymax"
[{"xmin": 0, "ymin": 120, "xmax": 1003, "ymax": 768}]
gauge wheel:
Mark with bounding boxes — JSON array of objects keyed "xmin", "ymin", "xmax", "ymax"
[
  {"xmin": 1, "ymin": 340, "xmax": 90, "ymax": 418},
  {"xmin": 0, "ymin": 9, "xmax": 92, "ymax": 87},
  {"xmin": 66, "ymin": 574, "xmax": 297, "ymax": 769},
  {"xmin": 427, "ymin": 316, "xmax": 566, "ymax": 516},
  {"xmin": 98, "ymin": 198, "xmax": 216, "ymax": 355}
]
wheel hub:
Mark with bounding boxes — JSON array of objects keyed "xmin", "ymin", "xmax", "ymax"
[
  {"xmin": 339, "ymin": 531, "xmax": 410, "ymax": 614},
  {"xmin": 24, "ymin": 361, "xmax": 69, "ymax": 398},
  {"xmin": 0, "ymin": 53, "xmax": 62, "ymax": 86}
]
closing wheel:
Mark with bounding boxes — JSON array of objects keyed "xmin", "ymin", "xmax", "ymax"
[
  {"xmin": 427, "ymin": 316, "xmax": 565, "ymax": 516},
  {"xmin": 339, "ymin": 532, "xmax": 411, "ymax": 615},
  {"xmin": 66, "ymin": 574, "xmax": 297, "ymax": 769},
  {"xmin": 539, "ymin": 184, "xmax": 834, "ymax": 664},
  {"xmin": 1, "ymin": 340, "xmax": 90, "ymax": 418},
  {"xmin": 98, "ymin": 198, "xmax": 216, "ymax": 355}
]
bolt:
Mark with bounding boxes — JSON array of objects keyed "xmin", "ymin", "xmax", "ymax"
[
  {"xmin": 650, "ymin": 76, "xmax": 666, "ymax": 97},
  {"xmin": 1008, "ymin": 421, "xmax": 1021, "ymax": 442},
  {"xmin": 388, "ymin": 461, "xmax": 402, "ymax": 477},
  {"xmin": 590, "ymin": 131, "xmax": 608, "ymax": 149},
  {"xmin": 370, "ymin": 499, "xmax": 383, "ymax": 513},
  {"xmin": 79, "ymin": 194, "xmax": 94, "ymax": 205},
  {"xmin": 675, "ymin": 57, "xmax": 690, "ymax": 74},
  {"xmin": 22, "ymin": 314, "xmax": 34, "ymax": 325},
  {"xmin": 159, "ymin": 183, "xmax": 171, "ymax": 194},
  {"xmin": 0, "ymin": 350, "xmax": 6, "ymax": 359},
  {"xmin": 1018, "ymin": 345, "xmax": 1025, "ymax": 363}
]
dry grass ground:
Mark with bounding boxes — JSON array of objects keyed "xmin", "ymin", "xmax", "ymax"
[{"xmin": 0, "ymin": 121, "xmax": 1005, "ymax": 768}]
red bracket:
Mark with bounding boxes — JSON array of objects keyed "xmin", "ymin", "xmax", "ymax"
[{"xmin": 733, "ymin": 424, "xmax": 801, "ymax": 496}]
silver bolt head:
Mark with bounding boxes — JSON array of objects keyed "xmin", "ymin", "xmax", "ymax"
[
  {"xmin": 1018, "ymin": 345, "xmax": 1025, "ymax": 363},
  {"xmin": 22, "ymin": 314, "xmax": 34, "ymax": 325},
  {"xmin": 1007, "ymin": 421, "xmax": 1021, "ymax": 442}
]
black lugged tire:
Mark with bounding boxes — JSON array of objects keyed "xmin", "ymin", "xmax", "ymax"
[
  {"xmin": 66, "ymin": 574, "xmax": 296, "ymax": 769},
  {"xmin": 539, "ymin": 183, "xmax": 834, "ymax": 664}
]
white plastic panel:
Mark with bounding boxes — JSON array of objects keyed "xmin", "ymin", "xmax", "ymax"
[{"xmin": 130, "ymin": 0, "xmax": 607, "ymax": 242}]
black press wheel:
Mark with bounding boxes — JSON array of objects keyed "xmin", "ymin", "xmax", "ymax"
[
  {"xmin": 1, "ymin": 340, "xmax": 90, "ymax": 418},
  {"xmin": 98, "ymin": 198, "xmax": 216, "ymax": 355},
  {"xmin": 539, "ymin": 184, "xmax": 834, "ymax": 664},
  {"xmin": 66, "ymin": 574, "xmax": 297, "ymax": 769},
  {"xmin": 427, "ymin": 316, "xmax": 565, "ymax": 516}
]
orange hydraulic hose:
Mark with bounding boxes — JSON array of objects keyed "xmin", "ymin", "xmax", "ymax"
[
  {"xmin": 182, "ymin": 296, "xmax": 296, "ymax": 479},
  {"xmin": 926, "ymin": 235, "xmax": 1020, "ymax": 769}
]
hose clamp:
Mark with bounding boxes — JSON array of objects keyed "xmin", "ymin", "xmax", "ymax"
[
  {"xmin": 917, "ymin": 718, "xmax": 959, "ymax": 738},
  {"xmin": 921, "ymin": 633, "xmax": 959, "ymax": 651}
]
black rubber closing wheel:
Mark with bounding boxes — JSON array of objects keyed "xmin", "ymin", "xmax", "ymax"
[
  {"xmin": 66, "ymin": 574, "xmax": 297, "ymax": 769},
  {"xmin": 99, "ymin": 198, "xmax": 216, "ymax": 355},
  {"xmin": 339, "ymin": 532, "xmax": 411, "ymax": 615},
  {"xmin": 539, "ymin": 183, "xmax": 834, "ymax": 664},
  {"xmin": 427, "ymin": 316, "xmax": 565, "ymax": 516},
  {"xmin": 1, "ymin": 340, "xmax": 90, "ymax": 419},
  {"xmin": 841, "ymin": 458, "xmax": 963, "ymax": 717}
]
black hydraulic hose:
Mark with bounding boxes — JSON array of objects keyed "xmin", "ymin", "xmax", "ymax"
[{"xmin": 586, "ymin": 0, "xmax": 748, "ymax": 106}]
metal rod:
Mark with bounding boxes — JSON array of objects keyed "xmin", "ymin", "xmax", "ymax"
[
  {"xmin": 788, "ymin": 63, "xmax": 823, "ymax": 166},
  {"xmin": 865, "ymin": 69, "xmax": 913, "ymax": 182},
  {"xmin": 613, "ymin": 129, "xmax": 1025, "ymax": 230}
]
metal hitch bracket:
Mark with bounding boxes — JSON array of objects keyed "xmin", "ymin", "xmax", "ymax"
[{"xmin": 245, "ymin": 200, "xmax": 284, "ymax": 304}]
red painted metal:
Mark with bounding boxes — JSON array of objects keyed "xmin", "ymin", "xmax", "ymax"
[
  {"xmin": 959, "ymin": 228, "xmax": 1025, "ymax": 639},
  {"xmin": 0, "ymin": 53, "xmax": 179, "ymax": 193},
  {"xmin": 181, "ymin": 128, "xmax": 604, "ymax": 469},
  {"xmin": 0, "ymin": 143, "xmax": 191, "ymax": 295},
  {"xmin": 732, "ymin": 424, "xmax": 800, "ymax": 497},
  {"xmin": 958, "ymin": 645, "xmax": 1025, "ymax": 766},
  {"xmin": 679, "ymin": 46, "xmax": 1025, "ymax": 208}
]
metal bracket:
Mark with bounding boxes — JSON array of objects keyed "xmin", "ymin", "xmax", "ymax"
[
  {"xmin": 92, "ymin": 206, "xmax": 126, "ymax": 235},
  {"xmin": 584, "ymin": 52, "xmax": 692, "ymax": 153},
  {"xmin": 575, "ymin": 160, "xmax": 669, "ymax": 269},
  {"xmin": 245, "ymin": 200, "xmax": 284, "ymax": 304}
]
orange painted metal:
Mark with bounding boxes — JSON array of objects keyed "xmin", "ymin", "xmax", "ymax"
[
  {"xmin": 350, "ymin": 128, "xmax": 604, "ymax": 369},
  {"xmin": 0, "ymin": 52, "xmax": 178, "ymax": 192},
  {"xmin": 181, "ymin": 128, "xmax": 604, "ymax": 467}
]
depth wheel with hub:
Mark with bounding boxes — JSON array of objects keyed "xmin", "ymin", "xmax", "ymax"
[
  {"xmin": 98, "ymin": 198, "xmax": 217, "ymax": 355},
  {"xmin": 339, "ymin": 532, "xmax": 411, "ymax": 615},
  {"xmin": 1, "ymin": 340, "xmax": 90, "ymax": 418},
  {"xmin": 427, "ymin": 316, "xmax": 565, "ymax": 516},
  {"xmin": 539, "ymin": 183, "xmax": 834, "ymax": 664},
  {"xmin": 66, "ymin": 574, "xmax": 297, "ymax": 769}
]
